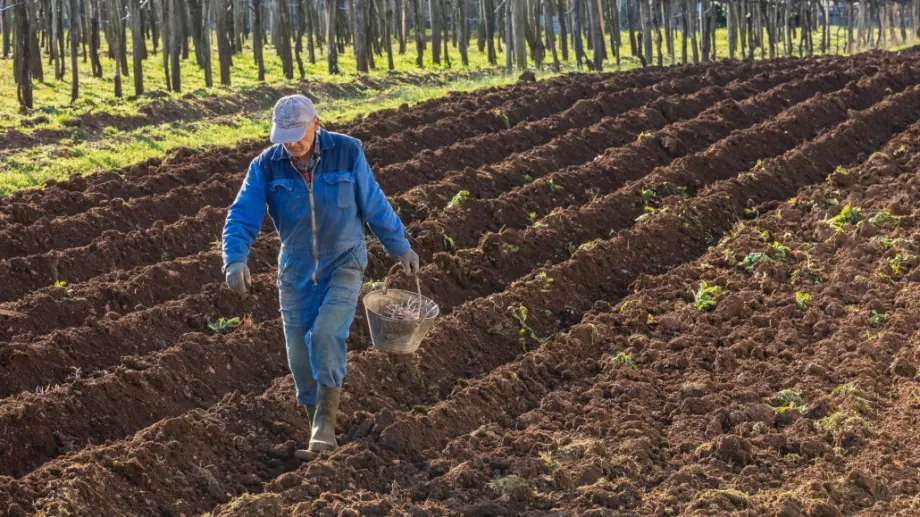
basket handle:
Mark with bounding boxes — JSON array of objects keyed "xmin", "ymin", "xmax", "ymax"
[{"xmin": 382, "ymin": 263, "xmax": 423, "ymax": 320}]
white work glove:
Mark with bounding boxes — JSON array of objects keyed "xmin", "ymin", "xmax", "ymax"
[
  {"xmin": 225, "ymin": 261, "xmax": 251, "ymax": 294},
  {"xmin": 398, "ymin": 249, "xmax": 420, "ymax": 275}
]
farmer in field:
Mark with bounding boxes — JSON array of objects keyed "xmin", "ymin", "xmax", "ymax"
[{"xmin": 221, "ymin": 95, "xmax": 419, "ymax": 459}]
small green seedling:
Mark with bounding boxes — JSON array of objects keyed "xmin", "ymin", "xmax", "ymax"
[
  {"xmin": 53, "ymin": 280, "xmax": 67, "ymax": 289},
  {"xmin": 635, "ymin": 205, "xmax": 657, "ymax": 223},
  {"xmin": 827, "ymin": 205, "xmax": 862, "ymax": 232},
  {"xmin": 578, "ymin": 239, "xmax": 601, "ymax": 253},
  {"xmin": 442, "ymin": 232, "xmax": 456, "ymax": 251},
  {"xmin": 772, "ymin": 389, "xmax": 804, "ymax": 413},
  {"xmin": 506, "ymin": 244, "xmax": 520, "ymax": 254},
  {"xmin": 693, "ymin": 281, "xmax": 723, "ymax": 312},
  {"xmin": 869, "ymin": 310, "xmax": 887, "ymax": 327},
  {"xmin": 871, "ymin": 209, "xmax": 900, "ymax": 225},
  {"xmin": 776, "ymin": 389, "xmax": 804, "ymax": 407},
  {"xmin": 739, "ymin": 252, "xmax": 771, "ymax": 273},
  {"xmin": 641, "ymin": 188, "xmax": 657, "ymax": 203},
  {"xmin": 770, "ymin": 241, "xmax": 790, "ymax": 259},
  {"xmin": 612, "ymin": 351, "xmax": 635, "ymax": 368},
  {"xmin": 522, "ymin": 174, "xmax": 534, "ymax": 183},
  {"xmin": 446, "ymin": 190, "xmax": 470, "ymax": 209},
  {"xmin": 507, "ymin": 303, "xmax": 547, "ymax": 348},
  {"xmin": 207, "ymin": 317, "xmax": 241, "ymax": 333},
  {"xmin": 535, "ymin": 271, "xmax": 553, "ymax": 292},
  {"xmin": 795, "ymin": 292, "xmax": 812, "ymax": 310},
  {"xmin": 872, "ymin": 235, "xmax": 895, "ymax": 249},
  {"xmin": 548, "ymin": 179, "xmax": 563, "ymax": 193},
  {"xmin": 832, "ymin": 383, "xmax": 859, "ymax": 397},
  {"xmin": 890, "ymin": 253, "xmax": 916, "ymax": 275}
]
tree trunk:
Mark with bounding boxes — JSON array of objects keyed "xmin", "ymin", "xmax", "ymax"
[
  {"xmin": 15, "ymin": 1, "xmax": 33, "ymax": 112},
  {"xmin": 70, "ymin": 0, "xmax": 81, "ymax": 102},
  {"xmin": 649, "ymin": 0, "xmax": 662, "ymax": 62},
  {"xmin": 326, "ymin": 0, "xmax": 339, "ymax": 72},
  {"xmin": 610, "ymin": 0, "xmax": 620, "ymax": 65},
  {"xmin": 161, "ymin": 0, "xmax": 171, "ymax": 90},
  {"xmin": 487, "ymin": 0, "xmax": 497, "ymax": 63},
  {"xmin": 699, "ymin": 0, "xmax": 709, "ymax": 61},
  {"xmin": 306, "ymin": 0, "xmax": 317, "ymax": 64},
  {"xmin": 168, "ymin": 0, "xmax": 180, "ymax": 91},
  {"xmin": 107, "ymin": 0, "xmax": 122, "ymax": 96},
  {"xmin": 87, "ymin": 0, "xmax": 101, "ymax": 76},
  {"xmin": 355, "ymin": 0, "xmax": 369, "ymax": 71},
  {"xmin": 252, "ymin": 0, "xmax": 265, "ymax": 80},
  {"xmin": 477, "ymin": 0, "xmax": 486, "ymax": 52},
  {"xmin": 431, "ymin": 0, "xmax": 442, "ymax": 62},
  {"xmin": 116, "ymin": 0, "xmax": 129, "ymax": 76},
  {"xmin": 52, "ymin": 0, "xmax": 64, "ymax": 80},
  {"xmin": 179, "ymin": 0, "xmax": 190, "ymax": 60},
  {"xmin": 727, "ymin": 0, "xmax": 737, "ymax": 58},
  {"xmin": 442, "ymin": 0, "xmax": 450, "ymax": 65},
  {"xmin": 214, "ymin": 0, "xmax": 232, "ymax": 83},
  {"xmin": 278, "ymin": 0, "xmax": 294, "ymax": 78},
  {"xmin": 543, "ymin": 0, "xmax": 559, "ymax": 70},
  {"xmin": 189, "ymin": 0, "xmax": 205, "ymax": 66},
  {"xmin": 528, "ymin": 0, "xmax": 545, "ymax": 69},
  {"xmin": 686, "ymin": 0, "xmax": 697, "ymax": 62},
  {"xmin": 626, "ymin": 0, "xmax": 638, "ymax": 56},
  {"xmin": 128, "ymin": 0, "xmax": 144, "ymax": 95},
  {"xmin": 459, "ymin": 0, "xmax": 469, "ymax": 65},
  {"xmin": 2, "ymin": 0, "xmax": 10, "ymax": 59},
  {"xmin": 200, "ymin": 0, "xmax": 212, "ymax": 86},
  {"xmin": 587, "ymin": 0, "xmax": 604, "ymax": 68},
  {"xmin": 662, "ymin": 0, "xmax": 672, "ymax": 64},
  {"xmin": 677, "ymin": 0, "xmax": 689, "ymax": 64},
  {"xmin": 512, "ymin": 0, "xmax": 527, "ymax": 69},
  {"xmin": 652, "ymin": 0, "xmax": 662, "ymax": 66},
  {"xmin": 572, "ymin": 0, "xmax": 584, "ymax": 68},
  {"xmin": 761, "ymin": 0, "xmax": 775, "ymax": 58},
  {"xmin": 295, "ymin": 0, "xmax": 307, "ymax": 78},
  {"xmin": 384, "ymin": 0, "xmax": 395, "ymax": 68}
]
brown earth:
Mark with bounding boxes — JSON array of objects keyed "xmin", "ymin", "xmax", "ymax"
[{"xmin": 2, "ymin": 49, "xmax": 920, "ymax": 517}]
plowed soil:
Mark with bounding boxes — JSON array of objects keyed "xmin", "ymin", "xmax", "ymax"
[{"xmin": 3, "ymin": 50, "xmax": 920, "ymax": 517}]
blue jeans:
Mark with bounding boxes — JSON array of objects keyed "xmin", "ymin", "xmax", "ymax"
[{"xmin": 281, "ymin": 252, "xmax": 364, "ymax": 406}]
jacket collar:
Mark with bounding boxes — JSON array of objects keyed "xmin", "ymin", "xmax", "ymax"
[{"xmin": 268, "ymin": 127, "xmax": 335, "ymax": 161}]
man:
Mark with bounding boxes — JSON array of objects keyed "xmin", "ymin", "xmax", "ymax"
[{"xmin": 221, "ymin": 95, "xmax": 419, "ymax": 459}]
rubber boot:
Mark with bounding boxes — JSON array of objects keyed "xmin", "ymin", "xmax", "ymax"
[
  {"xmin": 293, "ymin": 404, "xmax": 316, "ymax": 461},
  {"xmin": 308, "ymin": 386, "xmax": 341, "ymax": 453}
]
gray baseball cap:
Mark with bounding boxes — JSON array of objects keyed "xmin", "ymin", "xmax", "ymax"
[{"xmin": 270, "ymin": 94, "xmax": 317, "ymax": 144}]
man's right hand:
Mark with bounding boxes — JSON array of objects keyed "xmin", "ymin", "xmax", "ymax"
[{"xmin": 225, "ymin": 262, "xmax": 251, "ymax": 294}]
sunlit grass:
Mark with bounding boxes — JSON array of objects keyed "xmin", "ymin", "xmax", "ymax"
[{"xmin": 0, "ymin": 73, "xmax": 517, "ymax": 194}]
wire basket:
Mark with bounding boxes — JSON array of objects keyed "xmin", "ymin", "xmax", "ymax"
[{"xmin": 363, "ymin": 265, "xmax": 439, "ymax": 354}]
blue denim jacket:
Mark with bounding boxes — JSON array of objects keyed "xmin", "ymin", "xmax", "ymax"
[{"xmin": 222, "ymin": 128, "xmax": 410, "ymax": 298}]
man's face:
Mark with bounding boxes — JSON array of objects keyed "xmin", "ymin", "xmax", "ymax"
[{"xmin": 283, "ymin": 118, "xmax": 320, "ymax": 158}]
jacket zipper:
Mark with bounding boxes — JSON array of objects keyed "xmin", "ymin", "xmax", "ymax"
[{"xmin": 307, "ymin": 169, "xmax": 319, "ymax": 285}]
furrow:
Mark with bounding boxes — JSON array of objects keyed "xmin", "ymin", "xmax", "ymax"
[
  {"xmin": 375, "ymin": 57, "xmax": 854, "ymax": 195},
  {"xmin": 6, "ymin": 74, "xmax": 919, "ymax": 517},
  {"xmin": 424, "ymin": 62, "xmax": 920, "ymax": 304},
  {"xmin": 0, "ymin": 73, "xmax": 616, "ymax": 228},
  {"xmin": 211, "ymin": 85, "xmax": 920, "ymax": 517}
]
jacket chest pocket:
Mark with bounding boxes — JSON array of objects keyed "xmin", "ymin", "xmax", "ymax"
[
  {"xmin": 323, "ymin": 172, "xmax": 356, "ymax": 209},
  {"xmin": 268, "ymin": 178, "xmax": 304, "ymax": 219}
]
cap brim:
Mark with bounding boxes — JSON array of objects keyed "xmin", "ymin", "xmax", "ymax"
[{"xmin": 270, "ymin": 124, "xmax": 308, "ymax": 144}]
